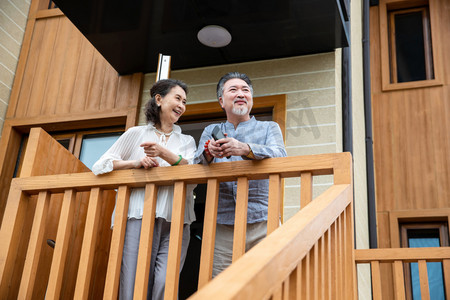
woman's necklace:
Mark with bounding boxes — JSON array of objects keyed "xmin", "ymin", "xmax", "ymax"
[
  {"xmin": 154, "ymin": 128, "xmax": 173, "ymax": 136},
  {"xmin": 154, "ymin": 128, "xmax": 173, "ymax": 146}
]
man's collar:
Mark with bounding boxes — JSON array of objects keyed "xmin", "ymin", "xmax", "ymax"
[{"xmin": 225, "ymin": 116, "xmax": 255, "ymax": 128}]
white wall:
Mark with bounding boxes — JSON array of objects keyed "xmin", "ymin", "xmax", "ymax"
[{"xmin": 350, "ymin": 0, "xmax": 372, "ymax": 298}]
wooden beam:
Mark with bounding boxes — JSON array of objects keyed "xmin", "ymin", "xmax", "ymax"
[
  {"xmin": 10, "ymin": 153, "xmax": 352, "ymax": 193},
  {"xmin": 355, "ymin": 247, "xmax": 450, "ymax": 262}
]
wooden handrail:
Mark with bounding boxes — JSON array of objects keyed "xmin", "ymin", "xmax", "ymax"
[
  {"xmin": 355, "ymin": 248, "xmax": 450, "ymax": 299},
  {"xmin": 355, "ymin": 247, "xmax": 450, "ymax": 262},
  {"xmin": 0, "ymin": 128, "xmax": 353, "ymax": 299},
  {"xmin": 8, "ymin": 154, "xmax": 344, "ymax": 193},
  {"xmin": 189, "ymin": 184, "xmax": 354, "ymax": 300}
]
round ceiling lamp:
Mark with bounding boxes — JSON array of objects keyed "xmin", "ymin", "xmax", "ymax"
[{"xmin": 197, "ymin": 25, "xmax": 232, "ymax": 48}]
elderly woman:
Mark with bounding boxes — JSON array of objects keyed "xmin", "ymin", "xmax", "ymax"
[{"xmin": 92, "ymin": 79, "xmax": 196, "ymax": 299}]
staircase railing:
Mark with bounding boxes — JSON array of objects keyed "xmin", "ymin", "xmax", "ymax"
[{"xmin": 190, "ymin": 182, "xmax": 355, "ymax": 299}]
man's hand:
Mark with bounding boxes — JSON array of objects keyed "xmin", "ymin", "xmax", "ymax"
[{"xmin": 209, "ymin": 136, "xmax": 250, "ymax": 158}]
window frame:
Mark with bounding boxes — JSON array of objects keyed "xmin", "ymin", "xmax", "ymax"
[
  {"xmin": 389, "ymin": 209, "xmax": 450, "ymax": 248},
  {"xmin": 14, "ymin": 127, "xmax": 124, "ymax": 176},
  {"xmin": 388, "ymin": 6, "xmax": 433, "ymax": 83},
  {"xmin": 379, "ymin": 0, "xmax": 443, "ymax": 91},
  {"xmin": 399, "ymin": 221, "xmax": 449, "ymax": 300}
]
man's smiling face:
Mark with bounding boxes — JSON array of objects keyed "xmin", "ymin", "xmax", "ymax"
[{"xmin": 219, "ymin": 78, "xmax": 253, "ymax": 117}]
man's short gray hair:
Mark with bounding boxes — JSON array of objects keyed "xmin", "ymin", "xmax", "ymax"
[{"xmin": 216, "ymin": 72, "xmax": 253, "ymax": 100}]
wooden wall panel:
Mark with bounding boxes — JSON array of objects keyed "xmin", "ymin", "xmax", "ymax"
[
  {"xmin": 41, "ymin": 17, "xmax": 72, "ymax": 115},
  {"xmin": 371, "ymin": 0, "xmax": 450, "ymax": 247},
  {"xmin": 57, "ymin": 18, "xmax": 83, "ymax": 115},
  {"xmin": 0, "ymin": 2, "xmax": 143, "ymax": 227},
  {"xmin": 8, "ymin": 14, "xmax": 142, "ymax": 120}
]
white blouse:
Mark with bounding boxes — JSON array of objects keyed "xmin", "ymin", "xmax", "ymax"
[{"xmin": 92, "ymin": 123, "xmax": 197, "ymax": 225}]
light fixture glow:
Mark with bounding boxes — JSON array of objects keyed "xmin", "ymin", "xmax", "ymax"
[{"xmin": 197, "ymin": 25, "xmax": 232, "ymax": 48}]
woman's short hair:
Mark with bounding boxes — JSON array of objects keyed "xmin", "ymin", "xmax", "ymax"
[
  {"xmin": 145, "ymin": 79, "xmax": 188, "ymax": 124},
  {"xmin": 216, "ymin": 72, "xmax": 253, "ymax": 100}
]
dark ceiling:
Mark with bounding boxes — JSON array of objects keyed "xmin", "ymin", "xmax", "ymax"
[{"xmin": 53, "ymin": 0, "xmax": 350, "ymax": 75}]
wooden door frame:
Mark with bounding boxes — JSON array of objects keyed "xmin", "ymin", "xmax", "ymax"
[{"xmin": 181, "ymin": 94, "xmax": 287, "ymax": 139}]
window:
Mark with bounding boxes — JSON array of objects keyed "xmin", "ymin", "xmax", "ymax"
[
  {"xmin": 388, "ymin": 6, "xmax": 433, "ymax": 83},
  {"xmin": 379, "ymin": 0, "xmax": 442, "ymax": 91},
  {"xmin": 78, "ymin": 132, "xmax": 123, "ymax": 169},
  {"xmin": 13, "ymin": 127, "xmax": 124, "ymax": 176},
  {"xmin": 400, "ymin": 222, "xmax": 448, "ymax": 300}
]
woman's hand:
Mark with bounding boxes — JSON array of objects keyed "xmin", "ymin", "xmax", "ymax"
[
  {"xmin": 113, "ymin": 157, "xmax": 159, "ymax": 170},
  {"xmin": 141, "ymin": 141, "xmax": 165, "ymax": 157},
  {"xmin": 138, "ymin": 156, "xmax": 159, "ymax": 169}
]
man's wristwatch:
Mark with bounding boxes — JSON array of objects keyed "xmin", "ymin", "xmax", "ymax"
[{"xmin": 246, "ymin": 144, "xmax": 256, "ymax": 159}]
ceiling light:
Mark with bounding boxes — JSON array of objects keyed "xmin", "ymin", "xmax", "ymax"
[{"xmin": 197, "ymin": 25, "xmax": 232, "ymax": 48}]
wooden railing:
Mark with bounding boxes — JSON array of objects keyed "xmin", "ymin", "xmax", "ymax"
[
  {"xmin": 355, "ymin": 247, "xmax": 450, "ymax": 300},
  {"xmin": 190, "ymin": 181, "xmax": 355, "ymax": 299},
  {"xmin": 0, "ymin": 128, "xmax": 354, "ymax": 299}
]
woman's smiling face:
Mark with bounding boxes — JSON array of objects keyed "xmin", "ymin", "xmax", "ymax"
[{"xmin": 157, "ymin": 85, "xmax": 187, "ymax": 124}]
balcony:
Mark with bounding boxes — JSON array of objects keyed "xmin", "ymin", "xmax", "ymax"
[{"xmin": 0, "ymin": 128, "xmax": 449, "ymax": 299}]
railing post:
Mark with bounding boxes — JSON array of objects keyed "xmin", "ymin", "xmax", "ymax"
[
  {"xmin": 165, "ymin": 181, "xmax": 186, "ymax": 300},
  {"xmin": 232, "ymin": 177, "xmax": 249, "ymax": 262},
  {"xmin": 417, "ymin": 260, "xmax": 430, "ymax": 300},
  {"xmin": 198, "ymin": 179, "xmax": 220, "ymax": 288},
  {"xmin": 18, "ymin": 191, "xmax": 51, "ymax": 300},
  {"xmin": 444, "ymin": 259, "xmax": 450, "ymax": 299},
  {"xmin": 300, "ymin": 172, "xmax": 312, "ymax": 208},
  {"xmin": 393, "ymin": 261, "xmax": 406, "ymax": 300},
  {"xmin": 46, "ymin": 189, "xmax": 77, "ymax": 299},
  {"xmin": 104, "ymin": 186, "xmax": 130, "ymax": 300},
  {"xmin": 133, "ymin": 183, "xmax": 158, "ymax": 300},
  {"xmin": 268, "ymin": 174, "xmax": 281, "ymax": 234},
  {"xmin": 74, "ymin": 187, "xmax": 103, "ymax": 299},
  {"xmin": 0, "ymin": 187, "xmax": 29, "ymax": 297},
  {"xmin": 370, "ymin": 261, "xmax": 382, "ymax": 300}
]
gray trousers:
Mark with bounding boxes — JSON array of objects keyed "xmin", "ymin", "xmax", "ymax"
[
  {"xmin": 119, "ymin": 218, "xmax": 190, "ymax": 300},
  {"xmin": 212, "ymin": 220, "xmax": 267, "ymax": 277}
]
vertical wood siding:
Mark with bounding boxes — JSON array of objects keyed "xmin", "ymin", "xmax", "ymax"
[
  {"xmin": 371, "ymin": 0, "xmax": 450, "ymax": 225},
  {"xmin": 8, "ymin": 14, "xmax": 141, "ymax": 119}
]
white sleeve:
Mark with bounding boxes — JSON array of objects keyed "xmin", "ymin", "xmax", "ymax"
[
  {"xmin": 183, "ymin": 135, "xmax": 197, "ymax": 165},
  {"xmin": 92, "ymin": 128, "xmax": 141, "ymax": 175}
]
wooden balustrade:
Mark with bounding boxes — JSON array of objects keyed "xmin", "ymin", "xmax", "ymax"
[
  {"xmin": 0, "ymin": 128, "xmax": 354, "ymax": 299},
  {"xmin": 355, "ymin": 248, "xmax": 450, "ymax": 300},
  {"xmin": 189, "ymin": 183, "xmax": 355, "ymax": 300}
]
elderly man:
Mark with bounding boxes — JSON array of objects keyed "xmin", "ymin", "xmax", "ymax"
[{"xmin": 194, "ymin": 72, "xmax": 287, "ymax": 276}]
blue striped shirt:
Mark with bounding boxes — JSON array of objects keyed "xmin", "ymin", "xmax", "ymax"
[{"xmin": 194, "ymin": 116, "xmax": 287, "ymax": 225}]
